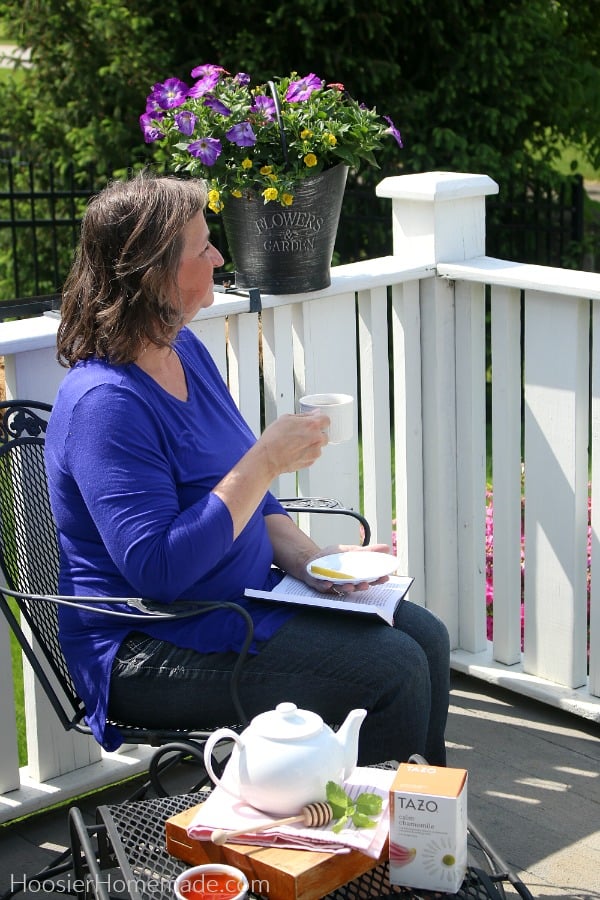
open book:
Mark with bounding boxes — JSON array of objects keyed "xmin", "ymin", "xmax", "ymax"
[{"xmin": 245, "ymin": 574, "xmax": 414, "ymax": 625}]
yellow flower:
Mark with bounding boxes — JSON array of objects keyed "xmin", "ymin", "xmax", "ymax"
[
  {"xmin": 262, "ymin": 187, "xmax": 279, "ymax": 202},
  {"xmin": 326, "ymin": 133, "xmax": 337, "ymax": 146},
  {"xmin": 267, "ymin": 172, "xmax": 278, "ymax": 181},
  {"xmin": 260, "ymin": 165, "xmax": 273, "ymax": 175},
  {"xmin": 303, "ymin": 153, "xmax": 318, "ymax": 168},
  {"xmin": 281, "ymin": 193, "xmax": 294, "ymax": 206},
  {"xmin": 241, "ymin": 158, "xmax": 253, "ymax": 170},
  {"xmin": 207, "ymin": 189, "xmax": 223, "ymax": 213},
  {"xmin": 300, "ymin": 129, "xmax": 313, "ymax": 139},
  {"xmin": 231, "ymin": 189, "xmax": 242, "ymax": 198}
]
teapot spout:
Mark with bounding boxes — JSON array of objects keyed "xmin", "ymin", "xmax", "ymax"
[{"xmin": 336, "ymin": 708, "xmax": 367, "ymax": 778}]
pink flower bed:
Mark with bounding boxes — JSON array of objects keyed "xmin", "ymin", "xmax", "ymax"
[
  {"xmin": 485, "ymin": 488, "xmax": 591, "ymax": 651},
  {"xmin": 393, "ymin": 489, "xmax": 591, "ymax": 652},
  {"xmin": 485, "ymin": 488, "xmax": 525, "ymax": 642}
]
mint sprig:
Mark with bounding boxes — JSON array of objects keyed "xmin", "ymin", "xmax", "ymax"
[{"xmin": 326, "ymin": 781, "xmax": 383, "ymax": 833}]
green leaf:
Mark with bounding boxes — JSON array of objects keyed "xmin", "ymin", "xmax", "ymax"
[
  {"xmin": 351, "ymin": 811, "xmax": 378, "ymax": 829},
  {"xmin": 326, "ymin": 780, "xmax": 350, "ymax": 818},
  {"xmin": 326, "ymin": 783, "xmax": 384, "ymax": 832},
  {"xmin": 356, "ymin": 792, "xmax": 383, "ymax": 816},
  {"xmin": 332, "ymin": 814, "xmax": 349, "ymax": 833}
]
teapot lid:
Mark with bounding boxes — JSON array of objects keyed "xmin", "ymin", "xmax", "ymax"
[{"xmin": 251, "ymin": 702, "xmax": 324, "ymax": 740}]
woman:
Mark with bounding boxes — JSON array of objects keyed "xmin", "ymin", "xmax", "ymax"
[{"xmin": 45, "ymin": 171, "xmax": 450, "ymax": 764}]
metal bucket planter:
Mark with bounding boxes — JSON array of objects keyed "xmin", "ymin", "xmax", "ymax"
[{"xmin": 221, "ymin": 163, "xmax": 348, "ymax": 295}]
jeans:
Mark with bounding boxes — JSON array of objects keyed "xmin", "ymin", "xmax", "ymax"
[{"xmin": 108, "ymin": 600, "xmax": 450, "ymax": 765}]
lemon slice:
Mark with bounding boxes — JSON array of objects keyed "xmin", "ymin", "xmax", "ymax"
[
  {"xmin": 310, "ymin": 564, "xmax": 355, "ymax": 580},
  {"xmin": 308, "ymin": 550, "xmax": 399, "ymax": 584}
]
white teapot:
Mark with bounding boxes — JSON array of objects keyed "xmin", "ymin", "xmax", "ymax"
[{"xmin": 203, "ymin": 702, "xmax": 367, "ymax": 816}]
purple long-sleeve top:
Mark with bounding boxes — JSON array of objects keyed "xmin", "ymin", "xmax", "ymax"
[{"xmin": 45, "ymin": 327, "xmax": 294, "ymax": 749}]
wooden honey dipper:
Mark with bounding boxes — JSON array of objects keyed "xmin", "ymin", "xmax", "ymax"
[{"xmin": 211, "ymin": 800, "xmax": 333, "ymax": 845}]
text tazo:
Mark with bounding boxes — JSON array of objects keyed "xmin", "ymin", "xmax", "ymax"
[{"xmin": 396, "ymin": 796, "xmax": 439, "ymax": 812}]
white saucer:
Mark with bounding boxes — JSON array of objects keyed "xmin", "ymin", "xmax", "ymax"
[{"xmin": 307, "ymin": 551, "xmax": 399, "ymax": 584}]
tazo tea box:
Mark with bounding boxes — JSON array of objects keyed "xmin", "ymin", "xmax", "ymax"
[{"xmin": 389, "ymin": 762, "xmax": 468, "ymax": 893}]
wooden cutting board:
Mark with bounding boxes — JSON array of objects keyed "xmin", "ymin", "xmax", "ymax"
[{"xmin": 165, "ymin": 803, "xmax": 387, "ymax": 900}]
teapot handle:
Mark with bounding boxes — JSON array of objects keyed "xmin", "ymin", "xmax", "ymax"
[{"xmin": 203, "ymin": 728, "xmax": 244, "ymax": 798}]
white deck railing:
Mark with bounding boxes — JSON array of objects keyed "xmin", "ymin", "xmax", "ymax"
[{"xmin": 1, "ymin": 171, "xmax": 598, "ymax": 823}]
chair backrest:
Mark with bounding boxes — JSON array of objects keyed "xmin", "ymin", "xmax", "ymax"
[
  {"xmin": 0, "ymin": 400, "xmax": 250, "ymax": 748},
  {"xmin": 0, "ymin": 400, "xmax": 58, "ymax": 592},
  {"xmin": 0, "ymin": 400, "xmax": 87, "ymax": 729}
]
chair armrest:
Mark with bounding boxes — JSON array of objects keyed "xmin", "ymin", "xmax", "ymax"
[
  {"xmin": 278, "ymin": 496, "xmax": 371, "ymax": 546},
  {"xmin": 1, "ymin": 586, "xmax": 243, "ymax": 621},
  {"xmin": 1, "ymin": 586, "xmax": 253, "ymax": 725}
]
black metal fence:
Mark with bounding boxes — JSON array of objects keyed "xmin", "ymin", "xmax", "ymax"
[
  {"xmin": 486, "ymin": 174, "xmax": 586, "ymax": 268},
  {"xmin": 0, "ymin": 158, "xmax": 594, "ymax": 319},
  {"xmin": 0, "ymin": 161, "xmax": 103, "ymax": 303}
]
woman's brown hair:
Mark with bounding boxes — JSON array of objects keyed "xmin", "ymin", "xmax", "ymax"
[{"xmin": 57, "ymin": 171, "xmax": 208, "ymax": 367}]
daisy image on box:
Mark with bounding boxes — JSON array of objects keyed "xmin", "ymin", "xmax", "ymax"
[{"xmin": 422, "ymin": 835, "xmax": 466, "ymax": 885}]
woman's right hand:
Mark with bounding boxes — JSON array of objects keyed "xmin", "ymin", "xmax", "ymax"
[
  {"xmin": 256, "ymin": 411, "xmax": 330, "ymax": 475},
  {"xmin": 213, "ymin": 411, "xmax": 330, "ymax": 540}
]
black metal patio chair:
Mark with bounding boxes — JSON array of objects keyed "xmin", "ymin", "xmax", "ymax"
[{"xmin": 0, "ymin": 399, "xmax": 371, "ymax": 800}]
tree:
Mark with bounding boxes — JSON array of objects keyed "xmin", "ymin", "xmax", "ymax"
[
  {"xmin": 1, "ymin": 0, "xmax": 599, "ymax": 183},
  {"xmin": 0, "ymin": 0, "xmax": 177, "ymax": 171}
]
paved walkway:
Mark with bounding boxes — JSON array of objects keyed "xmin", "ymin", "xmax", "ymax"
[
  {"xmin": 445, "ymin": 674, "xmax": 599, "ymax": 899},
  {"xmin": 0, "ymin": 43, "xmax": 31, "ymax": 68},
  {"xmin": 586, "ymin": 181, "xmax": 600, "ymax": 203},
  {"xmin": 0, "ymin": 672, "xmax": 598, "ymax": 899}
]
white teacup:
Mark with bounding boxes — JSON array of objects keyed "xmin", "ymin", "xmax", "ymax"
[
  {"xmin": 299, "ymin": 393, "xmax": 354, "ymax": 444},
  {"xmin": 174, "ymin": 864, "xmax": 248, "ymax": 900}
]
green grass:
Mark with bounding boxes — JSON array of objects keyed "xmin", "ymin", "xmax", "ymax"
[
  {"xmin": 9, "ymin": 601, "xmax": 27, "ymax": 765},
  {"xmin": 551, "ymin": 140, "xmax": 600, "ymax": 181},
  {"xmin": 0, "ymin": 67, "xmax": 24, "ymax": 85}
]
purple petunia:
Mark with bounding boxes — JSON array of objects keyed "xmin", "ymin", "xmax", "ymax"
[
  {"xmin": 174, "ymin": 111, "xmax": 196, "ymax": 137},
  {"xmin": 188, "ymin": 137, "xmax": 222, "ymax": 166},
  {"xmin": 139, "ymin": 112, "xmax": 164, "ymax": 143},
  {"xmin": 144, "ymin": 96, "xmax": 163, "ymax": 116},
  {"xmin": 225, "ymin": 121, "xmax": 257, "ymax": 147},
  {"xmin": 203, "ymin": 96, "xmax": 232, "ymax": 117},
  {"xmin": 383, "ymin": 115, "xmax": 404, "ymax": 148},
  {"xmin": 190, "ymin": 63, "xmax": 226, "ymax": 79},
  {"xmin": 149, "ymin": 77, "xmax": 188, "ymax": 111},
  {"xmin": 286, "ymin": 73, "xmax": 323, "ymax": 102},
  {"xmin": 251, "ymin": 95, "xmax": 276, "ymax": 121},
  {"xmin": 234, "ymin": 72, "xmax": 251, "ymax": 87},
  {"xmin": 188, "ymin": 64, "xmax": 225, "ymax": 98}
]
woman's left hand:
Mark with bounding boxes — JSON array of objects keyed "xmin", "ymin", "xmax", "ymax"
[{"xmin": 303, "ymin": 543, "xmax": 391, "ymax": 595}]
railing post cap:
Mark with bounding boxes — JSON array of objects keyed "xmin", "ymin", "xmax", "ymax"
[{"xmin": 376, "ymin": 171, "xmax": 499, "ymax": 202}]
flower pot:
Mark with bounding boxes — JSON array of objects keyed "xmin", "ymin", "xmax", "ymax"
[{"xmin": 221, "ymin": 164, "xmax": 348, "ymax": 295}]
